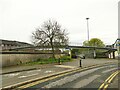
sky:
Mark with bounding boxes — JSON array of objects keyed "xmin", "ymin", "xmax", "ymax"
[{"xmin": 0, "ymin": 0, "xmax": 119, "ymax": 45}]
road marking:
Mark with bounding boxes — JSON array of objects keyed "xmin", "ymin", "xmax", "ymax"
[
  {"xmin": 27, "ymin": 69, "xmax": 41, "ymax": 73},
  {"xmin": 99, "ymin": 83, "xmax": 105, "ymax": 89},
  {"xmin": 18, "ymin": 73, "xmax": 64, "ymax": 89},
  {"xmin": 42, "ymin": 68, "xmax": 100, "ymax": 88},
  {"xmin": 17, "ymin": 67, "xmax": 94, "ymax": 89},
  {"xmin": 54, "ymin": 65, "xmax": 76, "ymax": 69},
  {"xmin": 16, "ymin": 64, "xmax": 113, "ymax": 89},
  {"xmin": 105, "ymin": 71, "xmax": 118, "ymax": 82},
  {"xmin": 18, "ymin": 73, "xmax": 38, "ymax": 78},
  {"xmin": 3, "ymin": 63, "xmax": 116, "ymax": 89},
  {"xmin": 44, "ymin": 70, "xmax": 53, "ymax": 73},
  {"xmin": 108, "ymin": 71, "xmax": 119, "ymax": 83},
  {"xmin": 98, "ymin": 70, "xmax": 119, "ymax": 90},
  {"xmin": 103, "ymin": 84, "xmax": 108, "ymax": 90},
  {"xmin": 4, "ymin": 73, "xmax": 20, "ymax": 77}
]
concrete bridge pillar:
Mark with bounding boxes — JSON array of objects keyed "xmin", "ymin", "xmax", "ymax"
[
  {"xmin": 70, "ymin": 49, "xmax": 72, "ymax": 59},
  {"xmin": 112, "ymin": 51, "xmax": 115, "ymax": 59},
  {"xmin": 109, "ymin": 52, "xmax": 111, "ymax": 58},
  {"xmin": 68, "ymin": 48, "xmax": 72, "ymax": 59},
  {"xmin": 109, "ymin": 51, "xmax": 115, "ymax": 59},
  {"xmin": 93, "ymin": 48, "xmax": 96, "ymax": 59}
]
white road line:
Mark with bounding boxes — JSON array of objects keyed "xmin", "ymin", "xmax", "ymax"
[
  {"xmin": 44, "ymin": 70, "xmax": 53, "ymax": 73},
  {"xmin": 27, "ymin": 69, "xmax": 41, "ymax": 73},
  {"xmin": 54, "ymin": 65, "xmax": 76, "ymax": 69},
  {"xmin": 4, "ymin": 73, "xmax": 20, "ymax": 77},
  {"xmin": 18, "ymin": 73, "xmax": 38, "ymax": 78}
]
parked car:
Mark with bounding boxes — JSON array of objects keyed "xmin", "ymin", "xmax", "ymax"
[{"xmin": 71, "ymin": 54, "xmax": 77, "ymax": 58}]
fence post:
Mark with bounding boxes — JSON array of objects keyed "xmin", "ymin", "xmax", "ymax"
[{"xmin": 58, "ymin": 58, "xmax": 61, "ymax": 65}]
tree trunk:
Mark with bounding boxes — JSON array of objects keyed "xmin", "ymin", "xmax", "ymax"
[{"xmin": 50, "ymin": 39, "xmax": 55, "ymax": 59}]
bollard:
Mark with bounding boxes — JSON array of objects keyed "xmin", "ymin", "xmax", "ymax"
[
  {"xmin": 80, "ymin": 59, "xmax": 82, "ymax": 67},
  {"xmin": 58, "ymin": 58, "xmax": 61, "ymax": 65}
]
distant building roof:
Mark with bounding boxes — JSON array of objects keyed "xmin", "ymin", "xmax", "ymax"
[{"xmin": 0, "ymin": 39, "xmax": 33, "ymax": 46}]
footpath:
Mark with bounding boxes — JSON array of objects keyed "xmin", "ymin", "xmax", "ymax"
[{"xmin": 1, "ymin": 58, "xmax": 118, "ymax": 75}]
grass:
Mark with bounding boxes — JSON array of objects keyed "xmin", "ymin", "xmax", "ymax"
[{"xmin": 24, "ymin": 56, "xmax": 72, "ymax": 65}]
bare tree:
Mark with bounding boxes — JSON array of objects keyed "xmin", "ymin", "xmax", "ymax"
[{"xmin": 32, "ymin": 20, "xmax": 69, "ymax": 59}]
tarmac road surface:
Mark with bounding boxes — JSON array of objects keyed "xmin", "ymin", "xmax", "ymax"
[{"xmin": 23, "ymin": 63, "xmax": 119, "ymax": 89}]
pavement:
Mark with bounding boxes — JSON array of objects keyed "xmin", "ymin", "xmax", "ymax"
[{"xmin": 1, "ymin": 58, "xmax": 118, "ymax": 75}]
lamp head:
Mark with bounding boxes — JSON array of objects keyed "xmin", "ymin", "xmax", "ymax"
[{"xmin": 86, "ymin": 18, "xmax": 89, "ymax": 20}]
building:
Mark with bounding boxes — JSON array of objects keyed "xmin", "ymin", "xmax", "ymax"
[
  {"xmin": 112, "ymin": 38, "xmax": 120, "ymax": 59},
  {"xmin": 113, "ymin": 38, "xmax": 120, "ymax": 54},
  {"xmin": 118, "ymin": 2, "xmax": 120, "ymax": 54},
  {"xmin": 0, "ymin": 39, "xmax": 33, "ymax": 50}
]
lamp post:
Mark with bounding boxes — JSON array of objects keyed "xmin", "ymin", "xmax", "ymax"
[
  {"xmin": 86, "ymin": 18, "xmax": 90, "ymax": 42},
  {"xmin": 86, "ymin": 18, "xmax": 90, "ymax": 57}
]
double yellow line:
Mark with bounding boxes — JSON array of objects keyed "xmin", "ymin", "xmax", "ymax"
[{"xmin": 98, "ymin": 70, "xmax": 120, "ymax": 90}]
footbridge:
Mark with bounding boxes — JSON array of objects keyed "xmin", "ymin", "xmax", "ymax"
[{"xmin": 2, "ymin": 42, "xmax": 117, "ymax": 59}]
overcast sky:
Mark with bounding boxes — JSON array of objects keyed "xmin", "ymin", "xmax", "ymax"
[{"xmin": 0, "ymin": 0, "xmax": 119, "ymax": 45}]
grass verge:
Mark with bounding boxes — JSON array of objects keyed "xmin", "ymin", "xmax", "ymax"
[{"xmin": 24, "ymin": 56, "xmax": 72, "ymax": 65}]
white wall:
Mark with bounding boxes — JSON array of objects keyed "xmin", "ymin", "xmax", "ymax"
[{"xmin": 1, "ymin": 54, "xmax": 52, "ymax": 67}]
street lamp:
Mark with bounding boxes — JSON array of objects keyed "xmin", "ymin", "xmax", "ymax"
[
  {"xmin": 86, "ymin": 18, "xmax": 90, "ymax": 56},
  {"xmin": 86, "ymin": 18, "xmax": 90, "ymax": 41}
]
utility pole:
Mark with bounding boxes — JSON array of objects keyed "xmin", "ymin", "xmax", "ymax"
[{"xmin": 86, "ymin": 18, "xmax": 90, "ymax": 42}]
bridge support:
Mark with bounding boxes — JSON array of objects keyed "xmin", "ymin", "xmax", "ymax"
[
  {"xmin": 93, "ymin": 48, "xmax": 96, "ymax": 59},
  {"xmin": 112, "ymin": 51, "xmax": 115, "ymax": 59},
  {"xmin": 68, "ymin": 49, "xmax": 72, "ymax": 59},
  {"xmin": 70, "ymin": 49, "xmax": 72, "ymax": 59},
  {"xmin": 109, "ymin": 52, "xmax": 112, "ymax": 58},
  {"xmin": 109, "ymin": 51, "xmax": 115, "ymax": 59}
]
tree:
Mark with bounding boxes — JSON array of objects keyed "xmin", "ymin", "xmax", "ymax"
[
  {"xmin": 83, "ymin": 40, "xmax": 89, "ymax": 46},
  {"xmin": 32, "ymin": 19, "xmax": 69, "ymax": 59},
  {"xmin": 83, "ymin": 38, "xmax": 105, "ymax": 47},
  {"xmin": 83, "ymin": 38, "xmax": 105, "ymax": 56}
]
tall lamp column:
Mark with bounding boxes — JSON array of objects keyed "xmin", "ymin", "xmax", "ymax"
[{"xmin": 86, "ymin": 18, "xmax": 90, "ymax": 42}]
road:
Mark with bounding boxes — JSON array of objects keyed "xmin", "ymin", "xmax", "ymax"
[
  {"xmin": 1, "ymin": 59, "xmax": 119, "ymax": 89},
  {"xmin": 22, "ymin": 63, "xmax": 119, "ymax": 89},
  {"xmin": 2, "ymin": 65, "xmax": 72, "ymax": 88}
]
